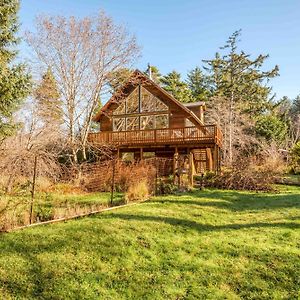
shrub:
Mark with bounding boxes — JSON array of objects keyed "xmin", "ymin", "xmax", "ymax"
[
  {"xmin": 156, "ymin": 177, "xmax": 178, "ymax": 195},
  {"xmin": 125, "ymin": 180, "xmax": 149, "ymax": 203},
  {"xmin": 82, "ymin": 160, "xmax": 156, "ymax": 193},
  {"xmin": 291, "ymin": 142, "xmax": 300, "ymax": 174},
  {"xmin": 203, "ymin": 158, "xmax": 278, "ymax": 192},
  {"xmin": 33, "ymin": 193, "xmax": 54, "ymax": 222}
]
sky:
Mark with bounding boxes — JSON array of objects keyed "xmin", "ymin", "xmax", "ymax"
[{"xmin": 19, "ymin": 0, "xmax": 300, "ymax": 100}]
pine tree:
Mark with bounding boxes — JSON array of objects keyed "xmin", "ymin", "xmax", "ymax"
[
  {"xmin": 186, "ymin": 67, "xmax": 210, "ymax": 101},
  {"xmin": 161, "ymin": 71, "xmax": 192, "ymax": 103},
  {"xmin": 203, "ymin": 30, "xmax": 279, "ymax": 164},
  {"xmin": 35, "ymin": 68, "xmax": 62, "ymax": 127},
  {"xmin": 0, "ymin": 0, "xmax": 31, "ymax": 138},
  {"xmin": 108, "ymin": 68, "xmax": 132, "ymax": 92}
]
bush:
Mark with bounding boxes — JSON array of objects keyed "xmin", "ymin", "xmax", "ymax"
[
  {"xmin": 156, "ymin": 177, "xmax": 178, "ymax": 195},
  {"xmin": 202, "ymin": 158, "xmax": 278, "ymax": 192},
  {"xmin": 82, "ymin": 160, "xmax": 156, "ymax": 193},
  {"xmin": 33, "ymin": 193, "xmax": 54, "ymax": 222},
  {"xmin": 125, "ymin": 180, "xmax": 149, "ymax": 203},
  {"xmin": 291, "ymin": 142, "xmax": 300, "ymax": 174}
]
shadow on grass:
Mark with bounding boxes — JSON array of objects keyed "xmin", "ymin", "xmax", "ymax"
[
  {"xmin": 101, "ymin": 213, "xmax": 300, "ymax": 232},
  {"xmin": 150, "ymin": 189, "xmax": 300, "ymax": 212}
]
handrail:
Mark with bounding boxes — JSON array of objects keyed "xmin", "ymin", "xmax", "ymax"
[{"xmin": 88, "ymin": 125, "xmax": 222, "ymax": 147}]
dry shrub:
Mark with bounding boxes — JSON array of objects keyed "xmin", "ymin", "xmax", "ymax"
[
  {"xmin": 125, "ymin": 180, "xmax": 149, "ymax": 203},
  {"xmin": 47, "ymin": 183, "xmax": 86, "ymax": 194},
  {"xmin": 204, "ymin": 156, "xmax": 282, "ymax": 192},
  {"xmin": 82, "ymin": 160, "xmax": 156, "ymax": 193}
]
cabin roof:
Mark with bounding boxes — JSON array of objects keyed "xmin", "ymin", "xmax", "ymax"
[{"xmin": 93, "ymin": 69, "xmax": 204, "ymax": 126}]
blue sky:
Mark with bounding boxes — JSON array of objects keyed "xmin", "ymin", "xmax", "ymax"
[{"xmin": 19, "ymin": 0, "xmax": 300, "ymax": 100}]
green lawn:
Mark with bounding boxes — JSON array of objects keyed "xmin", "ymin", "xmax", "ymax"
[
  {"xmin": 0, "ymin": 186, "xmax": 299, "ymax": 299},
  {"xmin": 0, "ymin": 190, "xmax": 123, "ymax": 229}
]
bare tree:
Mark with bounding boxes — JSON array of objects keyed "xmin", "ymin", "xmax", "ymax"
[
  {"xmin": 0, "ymin": 100, "xmax": 62, "ymax": 192},
  {"xmin": 206, "ymin": 96, "xmax": 258, "ymax": 163},
  {"xmin": 26, "ymin": 11, "xmax": 140, "ymax": 163}
]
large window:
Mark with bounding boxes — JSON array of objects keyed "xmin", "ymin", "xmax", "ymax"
[
  {"xmin": 112, "ymin": 85, "xmax": 169, "ymax": 131},
  {"xmin": 141, "ymin": 87, "xmax": 168, "ymax": 112},
  {"xmin": 113, "ymin": 117, "xmax": 125, "ymax": 131},
  {"xmin": 126, "ymin": 87, "xmax": 139, "ymax": 113}
]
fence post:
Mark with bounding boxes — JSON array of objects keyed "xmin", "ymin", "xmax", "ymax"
[
  {"xmin": 110, "ymin": 158, "xmax": 116, "ymax": 205},
  {"xmin": 29, "ymin": 155, "xmax": 38, "ymax": 224},
  {"xmin": 155, "ymin": 158, "xmax": 158, "ymax": 195}
]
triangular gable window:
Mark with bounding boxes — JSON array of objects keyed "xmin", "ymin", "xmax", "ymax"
[
  {"xmin": 112, "ymin": 85, "xmax": 169, "ymax": 131},
  {"xmin": 141, "ymin": 87, "xmax": 168, "ymax": 112}
]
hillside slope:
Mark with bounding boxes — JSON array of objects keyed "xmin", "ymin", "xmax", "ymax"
[{"xmin": 1, "ymin": 187, "xmax": 300, "ymax": 299}]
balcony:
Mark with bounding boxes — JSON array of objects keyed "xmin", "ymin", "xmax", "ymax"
[{"xmin": 88, "ymin": 125, "xmax": 222, "ymax": 148}]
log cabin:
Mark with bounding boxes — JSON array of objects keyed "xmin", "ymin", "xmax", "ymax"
[{"xmin": 88, "ymin": 70, "xmax": 222, "ymax": 184}]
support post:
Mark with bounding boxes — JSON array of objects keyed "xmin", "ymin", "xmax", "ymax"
[
  {"xmin": 173, "ymin": 147, "xmax": 179, "ymax": 184},
  {"xmin": 140, "ymin": 148, "xmax": 143, "ymax": 160},
  {"xmin": 213, "ymin": 145, "xmax": 218, "ymax": 173},
  {"xmin": 188, "ymin": 150, "xmax": 194, "ymax": 187},
  {"xmin": 29, "ymin": 155, "xmax": 38, "ymax": 224},
  {"xmin": 206, "ymin": 148, "xmax": 213, "ymax": 171}
]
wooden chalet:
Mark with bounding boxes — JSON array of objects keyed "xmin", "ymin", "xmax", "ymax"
[{"xmin": 88, "ymin": 70, "xmax": 222, "ymax": 184}]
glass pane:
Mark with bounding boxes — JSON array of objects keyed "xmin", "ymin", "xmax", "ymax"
[
  {"xmin": 140, "ymin": 115, "xmax": 155, "ymax": 130},
  {"xmin": 185, "ymin": 118, "xmax": 195, "ymax": 127},
  {"xmin": 155, "ymin": 114, "xmax": 169, "ymax": 129},
  {"xmin": 126, "ymin": 87, "xmax": 139, "ymax": 114},
  {"xmin": 141, "ymin": 87, "xmax": 157, "ymax": 112},
  {"xmin": 126, "ymin": 116, "xmax": 139, "ymax": 131},
  {"xmin": 113, "ymin": 101, "xmax": 125, "ymax": 115},
  {"xmin": 156, "ymin": 99, "xmax": 168, "ymax": 111},
  {"xmin": 113, "ymin": 117, "xmax": 125, "ymax": 131}
]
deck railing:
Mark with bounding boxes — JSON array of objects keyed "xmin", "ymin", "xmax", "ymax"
[{"xmin": 88, "ymin": 125, "xmax": 222, "ymax": 147}]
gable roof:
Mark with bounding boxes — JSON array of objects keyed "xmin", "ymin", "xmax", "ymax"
[{"xmin": 93, "ymin": 69, "xmax": 204, "ymax": 126}]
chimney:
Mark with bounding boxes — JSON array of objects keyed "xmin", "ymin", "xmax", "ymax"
[{"xmin": 147, "ymin": 63, "xmax": 152, "ymax": 80}]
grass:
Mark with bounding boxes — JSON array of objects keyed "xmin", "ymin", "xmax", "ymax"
[
  {"xmin": 0, "ymin": 186, "xmax": 299, "ymax": 299},
  {"xmin": 0, "ymin": 190, "xmax": 123, "ymax": 229}
]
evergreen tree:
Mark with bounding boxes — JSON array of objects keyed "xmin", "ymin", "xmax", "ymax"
[
  {"xmin": 255, "ymin": 114, "xmax": 288, "ymax": 142},
  {"xmin": 161, "ymin": 70, "xmax": 192, "ymax": 103},
  {"xmin": 108, "ymin": 68, "xmax": 132, "ymax": 92},
  {"xmin": 0, "ymin": 0, "xmax": 31, "ymax": 138},
  {"xmin": 291, "ymin": 95, "xmax": 300, "ymax": 116},
  {"xmin": 186, "ymin": 67, "xmax": 210, "ymax": 101},
  {"xmin": 203, "ymin": 30, "xmax": 279, "ymax": 164},
  {"xmin": 90, "ymin": 96, "xmax": 102, "ymax": 132},
  {"xmin": 35, "ymin": 68, "xmax": 62, "ymax": 127}
]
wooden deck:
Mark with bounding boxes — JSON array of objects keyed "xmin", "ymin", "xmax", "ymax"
[{"xmin": 88, "ymin": 125, "xmax": 222, "ymax": 148}]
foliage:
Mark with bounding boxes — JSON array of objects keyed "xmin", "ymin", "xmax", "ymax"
[
  {"xmin": 108, "ymin": 68, "xmax": 133, "ymax": 92},
  {"xmin": 125, "ymin": 180, "xmax": 149, "ymax": 203},
  {"xmin": 186, "ymin": 66, "xmax": 210, "ymax": 101},
  {"xmin": 82, "ymin": 160, "xmax": 156, "ymax": 194},
  {"xmin": 202, "ymin": 155, "xmax": 285, "ymax": 191},
  {"xmin": 0, "ymin": 186, "xmax": 299, "ymax": 298},
  {"xmin": 34, "ymin": 68, "xmax": 63, "ymax": 127},
  {"xmin": 161, "ymin": 70, "xmax": 193, "ymax": 103},
  {"xmin": 255, "ymin": 114, "xmax": 288, "ymax": 142},
  {"xmin": 26, "ymin": 12, "xmax": 140, "ymax": 162},
  {"xmin": 34, "ymin": 193, "xmax": 54, "ymax": 222},
  {"xmin": 203, "ymin": 30, "xmax": 279, "ymax": 164},
  {"xmin": 156, "ymin": 177, "xmax": 178, "ymax": 195},
  {"xmin": 0, "ymin": 0, "xmax": 31, "ymax": 138},
  {"xmin": 291, "ymin": 141, "xmax": 300, "ymax": 173}
]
